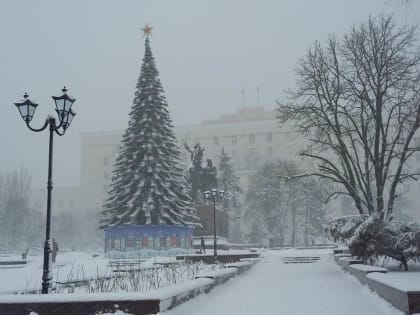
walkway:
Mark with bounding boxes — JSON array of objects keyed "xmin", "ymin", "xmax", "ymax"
[{"xmin": 162, "ymin": 249, "xmax": 401, "ymax": 315}]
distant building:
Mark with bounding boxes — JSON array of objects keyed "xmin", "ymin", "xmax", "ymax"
[
  {"xmin": 31, "ymin": 186, "xmax": 80, "ymax": 214},
  {"xmin": 78, "ymin": 106, "xmax": 310, "ymax": 212},
  {"xmin": 30, "ymin": 106, "xmax": 312, "ymax": 239}
]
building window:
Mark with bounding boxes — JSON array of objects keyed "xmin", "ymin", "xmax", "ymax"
[
  {"xmin": 232, "ymin": 149, "xmax": 238, "ymax": 159},
  {"xmin": 415, "ymin": 137, "xmax": 420, "ymax": 148},
  {"xmin": 213, "ymin": 136, "xmax": 220, "ymax": 146},
  {"xmin": 103, "ymin": 185, "xmax": 108, "ymax": 193},
  {"xmin": 267, "ymin": 147, "xmax": 274, "ymax": 155},
  {"xmin": 104, "ymin": 171, "xmax": 109, "ymax": 180},
  {"xmin": 232, "ymin": 136, "xmax": 238, "ymax": 145},
  {"xmin": 249, "ymin": 134, "xmax": 255, "ymax": 144},
  {"xmin": 246, "ymin": 148, "xmax": 258, "ymax": 167},
  {"xmin": 266, "ymin": 133, "xmax": 272, "ymax": 142},
  {"xmin": 416, "ymin": 154, "xmax": 420, "ymax": 162},
  {"xmin": 104, "ymin": 157, "xmax": 109, "ymax": 167},
  {"xmin": 69, "ymin": 200, "xmax": 74, "ymax": 208}
]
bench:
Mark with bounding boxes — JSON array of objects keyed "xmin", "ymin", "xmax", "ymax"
[
  {"xmin": 153, "ymin": 261, "xmax": 181, "ymax": 267},
  {"xmin": 0, "ymin": 259, "xmax": 27, "ymax": 268},
  {"xmin": 281, "ymin": 256, "xmax": 320, "ymax": 264},
  {"xmin": 367, "ymin": 272, "xmax": 420, "ymax": 314},
  {"xmin": 109, "ymin": 259, "xmax": 145, "ymax": 272},
  {"xmin": 176, "ymin": 253, "xmax": 260, "ymax": 264}
]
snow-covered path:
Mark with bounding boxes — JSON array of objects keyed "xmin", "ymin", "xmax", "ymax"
[{"xmin": 162, "ymin": 249, "xmax": 402, "ymax": 315}]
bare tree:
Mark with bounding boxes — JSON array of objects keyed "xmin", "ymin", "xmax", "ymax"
[
  {"xmin": 277, "ymin": 15, "xmax": 420, "ymax": 220},
  {"xmin": 244, "ymin": 161, "xmax": 293, "ymax": 246},
  {"xmin": 0, "ymin": 168, "xmax": 42, "ymax": 250}
]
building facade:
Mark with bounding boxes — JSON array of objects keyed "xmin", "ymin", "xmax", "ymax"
[{"xmin": 78, "ymin": 106, "xmax": 310, "ymax": 212}]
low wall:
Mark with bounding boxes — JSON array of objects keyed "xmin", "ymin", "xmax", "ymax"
[
  {"xmin": 338, "ymin": 257, "xmax": 364, "ymax": 270},
  {"xmin": 347, "ymin": 264, "xmax": 387, "ymax": 285},
  {"xmin": 367, "ymin": 273, "xmax": 420, "ymax": 315},
  {"xmin": 195, "ymin": 268, "xmax": 238, "ymax": 286},
  {"xmin": 225, "ymin": 261, "xmax": 254, "ymax": 274},
  {"xmin": 333, "ymin": 252, "xmax": 420, "ymax": 314}
]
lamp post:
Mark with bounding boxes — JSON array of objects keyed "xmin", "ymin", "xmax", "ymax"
[
  {"xmin": 14, "ymin": 87, "xmax": 76, "ymax": 294},
  {"xmin": 203, "ymin": 188, "xmax": 225, "ymax": 262}
]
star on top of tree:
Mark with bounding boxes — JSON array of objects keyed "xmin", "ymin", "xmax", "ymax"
[{"xmin": 142, "ymin": 23, "xmax": 153, "ymax": 37}]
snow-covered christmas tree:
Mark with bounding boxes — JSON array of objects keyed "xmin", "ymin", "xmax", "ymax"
[{"xmin": 101, "ymin": 25, "xmax": 200, "ymax": 228}]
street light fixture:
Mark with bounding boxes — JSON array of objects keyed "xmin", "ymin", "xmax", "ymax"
[
  {"xmin": 14, "ymin": 87, "xmax": 76, "ymax": 294},
  {"xmin": 203, "ymin": 188, "xmax": 225, "ymax": 262}
]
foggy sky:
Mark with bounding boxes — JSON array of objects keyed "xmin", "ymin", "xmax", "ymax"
[{"xmin": 0, "ymin": 0, "xmax": 419, "ymax": 188}]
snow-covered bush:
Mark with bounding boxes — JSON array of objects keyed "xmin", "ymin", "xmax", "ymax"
[
  {"xmin": 327, "ymin": 214, "xmax": 420, "ymax": 270},
  {"xmin": 325, "ymin": 215, "xmax": 368, "ymax": 242}
]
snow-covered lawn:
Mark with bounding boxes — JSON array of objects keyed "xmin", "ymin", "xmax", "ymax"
[
  {"xmin": 0, "ymin": 252, "xmax": 110, "ymax": 293},
  {"xmin": 161, "ymin": 249, "xmax": 403, "ymax": 315},
  {"xmin": 0, "ymin": 251, "xmax": 220, "ymax": 294}
]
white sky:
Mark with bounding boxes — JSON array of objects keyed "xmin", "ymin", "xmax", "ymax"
[{"xmin": 0, "ymin": 0, "xmax": 419, "ymax": 187}]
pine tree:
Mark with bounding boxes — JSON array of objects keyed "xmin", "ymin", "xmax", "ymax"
[
  {"xmin": 101, "ymin": 31, "xmax": 200, "ymax": 228},
  {"xmin": 217, "ymin": 148, "xmax": 242, "ymax": 240},
  {"xmin": 217, "ymin": 148, "xmax": 242, "ymax": 212}
]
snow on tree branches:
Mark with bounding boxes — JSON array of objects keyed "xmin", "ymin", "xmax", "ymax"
[
  {"xmin": 327, "ymin": 214, "xmax": 420, "ymax": 270},
  {"xmin": 100, "ymin": 37, "xmax": 200, "ymax": 228}
]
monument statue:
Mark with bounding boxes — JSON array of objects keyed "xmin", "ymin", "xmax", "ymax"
[
  {"xmin": 202, "ymin": 159, "xmax": 218, "ymax": 192},
  {"xmin": 184, "ymin": 143, "xmax": 218, "ymax": 204}
]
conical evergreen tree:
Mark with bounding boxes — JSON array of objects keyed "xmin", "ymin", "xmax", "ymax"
[
  {"xmin": 217, "ymin": 148, "xmax": 243, "ymax": 240},
  {"xmin": 101, "ymin": 32, "xmax": 200, "ymax": 228},
  {"xmin": 217, "ymin": 148, "xmax": 242, "ymax": 213}
]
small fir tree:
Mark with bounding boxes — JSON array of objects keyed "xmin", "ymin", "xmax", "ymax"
[
  {"xmin": 101, "ymin": 27, "xmax": 200, "ymax": 227},
  {"xmin": 217, "ymin": 148, "xmax": 242, "ymax": 212},
  {"xmin": 217, "ymin": 148, "xmax": 243, "ymax": 240}
]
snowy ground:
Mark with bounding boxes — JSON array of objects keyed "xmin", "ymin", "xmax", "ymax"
[
  {"xmin": 0, "ymin": 250, "xmax": 238, "ymax": 294},
  {"xmin": 160, "ymin": 249, "xmax": 403, "ymax": 315},
  {"xmin": 0, "ymin": 251, "xmax": 111, "ymax": 293},
  {"xmin": 1, "ymin": 249, "xmax": 415, "ymax": 315},
  {"xmin": 0, "ymin": 251, "xmax": 200, "ymax": 293}
]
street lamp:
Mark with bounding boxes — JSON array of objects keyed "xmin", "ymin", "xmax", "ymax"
[
  {"xmin": 14, "ymin": 87, "xmax": 76, "ymax": 294},
  {"xmin": 203, "ymin": 188, "xmax": 225, "ymax": 262}
]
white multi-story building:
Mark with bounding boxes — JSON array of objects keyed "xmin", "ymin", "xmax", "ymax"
[
  {"xmin": 77, "ymin": 106, "xmax": 310, "ymax": 212},
  {"xmin": 29, "ymin": 105, "xmax": 420, "ymax": 247},
  {"xmin": 31, "ymin": 186, "xmax": 80, "ymax": 215}
]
